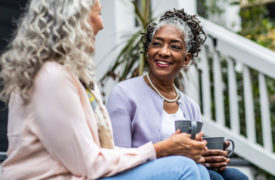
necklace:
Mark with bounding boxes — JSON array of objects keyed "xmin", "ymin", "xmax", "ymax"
[{"xmin": 146, "ymin": 73, "xmax": 180, "ymax": 103}]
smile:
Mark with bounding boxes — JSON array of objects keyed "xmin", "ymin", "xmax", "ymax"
[{"xmin": 155, "ymin": 60, "xmax": 170, "ymax": 67}]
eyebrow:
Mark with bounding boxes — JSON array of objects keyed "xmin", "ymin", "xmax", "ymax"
[
  {"xmin": 154, "ymin": 37, "xmax": 183, "ymax": 44},
  {"xmin": 171, "ymin": 39, "xmax": 183, "ymax": 44}
]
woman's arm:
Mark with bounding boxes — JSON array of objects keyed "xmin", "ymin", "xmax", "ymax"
[
  {"xmin": 107, "ymin": 82, "xmax": 207, "ymax": 163},
  {"xmin": 154, "ymin": 130, "xmax": 206, "ymax": 163},
  {"xmin": 106, "ymin": 85, "xmax": 133, "ymax": 147},
  {"xmin": 31, "ymin": 63, "xmax": 155, "ymax": 179}
]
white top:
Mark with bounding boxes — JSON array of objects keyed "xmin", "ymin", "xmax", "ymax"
[{"xmin": 161, "ymin": 107, "xmax": 186, "ymax": 140}]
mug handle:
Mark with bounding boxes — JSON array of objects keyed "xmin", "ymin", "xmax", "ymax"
[
  {"xmin": 225, "ymin": 139, "xmax": 235, "ymax": 157},
  {"xmin": 190, "ymin": 121, "xmax": 197, "ymax": 139}
]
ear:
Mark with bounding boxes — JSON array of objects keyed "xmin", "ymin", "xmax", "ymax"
[{"xmin": 183, "ymin": 53, "xmax": 192, "ymax": 67}]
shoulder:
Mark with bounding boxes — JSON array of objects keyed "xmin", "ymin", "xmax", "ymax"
[
  {"xmin": 34, "ymin": 62, "xmax": 75, "ymax": 91},
  {"xmin": 36, "ymin": 61, "xmax": 68, "ymax": 81},
  {"xmin": 107, "ymin": 76, "xmax": 145, "ymax": 106},
  {"xmin": 117, "ymin": 76, "xmax": 144, "ymax": 88},
  {"xmin": 111, "ymin": 76, "xmax": 145, "ymax": 94}
]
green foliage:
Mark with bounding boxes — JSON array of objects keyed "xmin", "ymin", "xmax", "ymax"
[
  {"xmin": 239, "ymin": 0, "xmax": 275, "ymax": 50},
  {"xmin": 198, "ymin": 0, "xmax": 228, "ymax": 18}
]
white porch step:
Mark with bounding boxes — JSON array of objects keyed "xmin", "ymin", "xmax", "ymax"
[{"xmin": 228, "ymin": 158, "xmax": 255, "ymax": 180}]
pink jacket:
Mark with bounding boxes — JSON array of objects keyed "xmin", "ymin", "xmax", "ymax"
[{"xmin": 1, "ymin": 62, "xmax": 156, "ymax": 180}]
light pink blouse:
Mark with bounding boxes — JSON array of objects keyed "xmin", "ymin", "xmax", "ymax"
[{"xmin": 1, "ymin": 62, "xmax": 156, "ymax": 180}]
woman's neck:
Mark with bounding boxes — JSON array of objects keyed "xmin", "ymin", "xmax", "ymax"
[{"xmin": 147, "ymin": 72, "xmax": 175, "ymax": 93}]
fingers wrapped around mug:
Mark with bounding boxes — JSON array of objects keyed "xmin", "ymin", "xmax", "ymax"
[
  {"xmin": 180, "ymin": 137, "xmax": 207, "ymax": 163},
  {"xmin": 219, "ymin": 158, "xmax": 230, "ymax": 171},
  {"xmin": 203, "ymin": 149, "xmax": 230, "ymax": 171},
  {"xmin": 223, "ymin": 140, "xmax": 230, "ymax": 150}
]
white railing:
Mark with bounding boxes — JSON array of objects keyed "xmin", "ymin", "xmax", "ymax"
[{"xmin": 184, "ymin": 17, "xmax": 275, "ymax": 175}]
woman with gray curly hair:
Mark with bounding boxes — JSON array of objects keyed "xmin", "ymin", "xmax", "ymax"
[
  {"xmin": 0, "ymin": 0, "xmax": 208, "ymax": 179},
  {"xmin": 107, "ymin": 9, "xmax": 248, "ymax": 180}
]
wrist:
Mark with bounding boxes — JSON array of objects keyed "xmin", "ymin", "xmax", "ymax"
[{"xmin": 153, "ymin": 139, "xmax": 171, "ymax": 158}]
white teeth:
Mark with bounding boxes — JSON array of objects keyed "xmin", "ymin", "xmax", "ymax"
[{"xmin": 157, "ymin": 61, "xmax": 169, "ymax": 65}]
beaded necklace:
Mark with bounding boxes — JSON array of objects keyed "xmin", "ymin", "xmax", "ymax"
[{"xmin": 146, "ymin": 73, "xmax": 180, "ymax": 103}]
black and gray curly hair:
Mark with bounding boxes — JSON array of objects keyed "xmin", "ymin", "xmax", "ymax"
[
  {"xmin": 0, "ymin": 0, "xmax": 96, "ymax": 103},
  {"xmin": 141, "ymin": 9, "xmax": 206, "ymax": 59}
]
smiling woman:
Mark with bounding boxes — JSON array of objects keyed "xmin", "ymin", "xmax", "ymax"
[
  {"xmin": 107, "ymin": 8, "xmax": 248, "ymax": 180},
  {"xmin": 107, "ymin": 8, "xmax": 210, "ymax": 179}
]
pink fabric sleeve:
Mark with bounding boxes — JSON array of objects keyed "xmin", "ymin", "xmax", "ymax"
[{"xmin": 31, "ymin": 63, "xmax": 156, "ymax": 179}]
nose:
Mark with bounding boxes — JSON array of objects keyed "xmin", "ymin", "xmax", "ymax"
[{"xmin": 159, "ymin": 45, "xmax": 170, "ymax": 57}]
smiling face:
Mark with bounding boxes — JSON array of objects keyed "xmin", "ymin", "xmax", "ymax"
[{"xmin": 147, "ymin": 24, "xmax": 191, "ymax": 82}]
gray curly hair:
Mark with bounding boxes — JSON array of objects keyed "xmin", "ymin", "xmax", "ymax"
[
  {"xmin": 141, "ymin": 9, "xmax": 206, "ymax": 59},
  {"xmin": 0, "ymin": 0, "xmax": 96, "ymax": 104},
  {"xmin": 152, "ymin": 17, "xmax": 193, "ymax": 52}
]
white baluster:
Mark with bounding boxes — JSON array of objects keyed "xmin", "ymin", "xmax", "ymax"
[
  {"xmin": 212, "ymin": 43, "xmax": 225, "ymax": 126},
  {"xmin": 182, "ymin": 65, "xmax": 200, "ymax": 105},
  {"xmin": 227, "ymin": 58, "xmax": 240, "ymax": 134},
  {"xmin": 259, "ymin": 73, "xmax": 273, "ymax": 152},
  {"xmin": 199, "ymin": 46, "xmax": 212, "ymax": 119},
  {"xmin": 243, "ymin": 66, "xmax": 256, "ymax": 143}
]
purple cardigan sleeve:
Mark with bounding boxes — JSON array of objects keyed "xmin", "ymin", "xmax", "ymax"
[{"xmin": 106, "ymin": 85, "xmax": 133, "ymax": 148}]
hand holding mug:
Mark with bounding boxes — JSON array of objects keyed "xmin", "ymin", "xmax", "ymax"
[
  {"xmin": 154, "ymin": 131, "xmax": 207, "ymax": 163},
  {"xmin": 203, "ymin": 137, "xmax": 235, "ymax": 171}
]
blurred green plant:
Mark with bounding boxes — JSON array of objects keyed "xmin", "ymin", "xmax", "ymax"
[
  {"xmin": 239, "ymin": 0, "xmax": 275, "ymax": 50},
  {"xmin": 100, "ymin": 0, "xmax": 152, "ymax": 84},
  {"xmin": 199, "ymin": 0, "xmax": 275, "ymax": 50},
  {"xmin": 198, "ymin": 0, "xmax": 228, "ymax": 18}
]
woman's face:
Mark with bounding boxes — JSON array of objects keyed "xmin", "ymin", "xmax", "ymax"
[
  {"xmin": 147, "ymin": 24, "xmax": 191, "ymax": 81},
  {"xmin": 89, "ymin": 0, "xmax": 103, "ymax": 35}
]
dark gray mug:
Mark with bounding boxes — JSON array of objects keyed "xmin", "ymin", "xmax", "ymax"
[
  {"xmin": 175, "ymin": 120, "xmax": 203, "ymax": 139},
  {"xmin": 203, "ymin": 137, "xmax": 235, "ymax": 157}
]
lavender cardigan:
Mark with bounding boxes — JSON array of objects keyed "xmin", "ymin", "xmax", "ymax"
[{"xmin": 106, "ymin": 76, "xmax": 202, "ymax": 148}]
